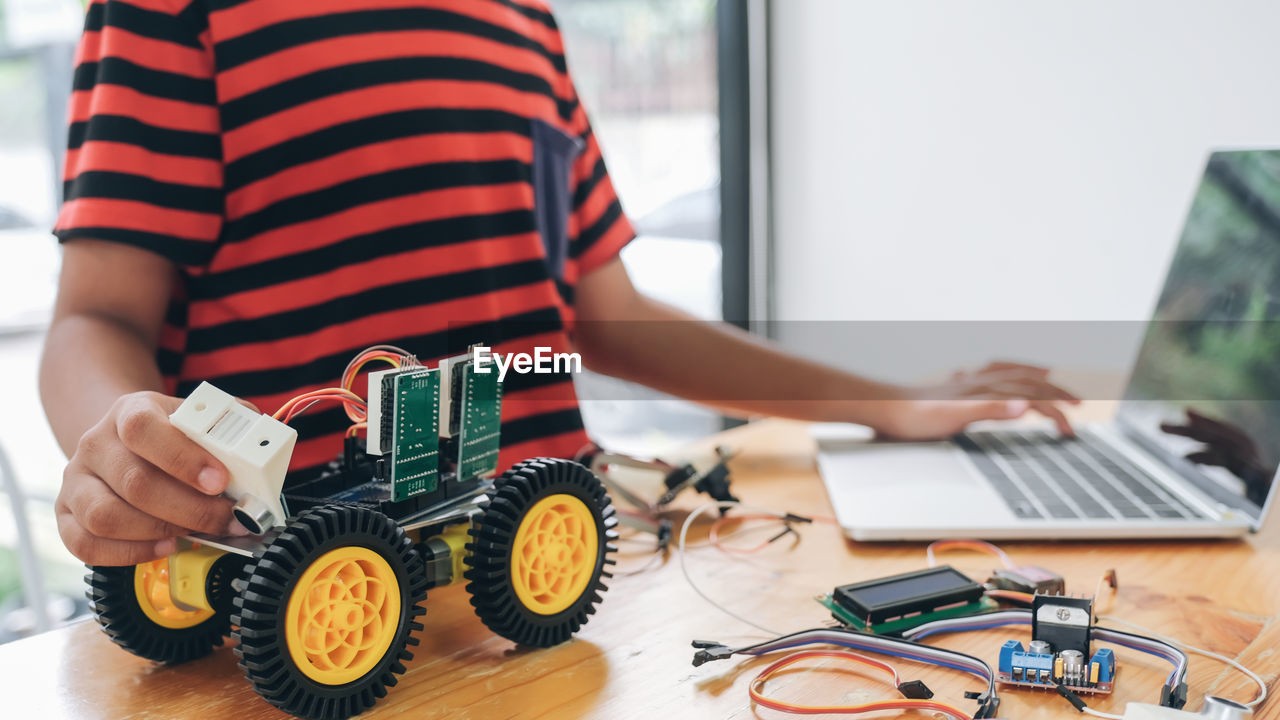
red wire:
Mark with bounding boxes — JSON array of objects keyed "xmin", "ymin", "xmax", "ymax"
[{"xmin": 748, "ymin": 650, "xmax": 972, "ymax": 719}]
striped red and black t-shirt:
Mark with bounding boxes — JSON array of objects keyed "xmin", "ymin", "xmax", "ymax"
[{"xmin": 55, "ymin": 0, "xmax": 634, "ymax": 481}]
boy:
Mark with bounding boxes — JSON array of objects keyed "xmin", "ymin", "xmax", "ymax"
[{"xmin": 41, "ymin": 0, "xmax": 1076, "ymax": 566}]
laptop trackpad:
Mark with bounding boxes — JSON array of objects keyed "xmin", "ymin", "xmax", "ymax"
[{"xmin": 818, "ymin": 441, "xmax": 1016, "ymax": 528}]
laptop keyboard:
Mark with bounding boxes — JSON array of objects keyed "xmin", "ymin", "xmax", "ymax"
[{"xmin": 955, "ymin": 430, "xmax": 1207, "ymax": 521}]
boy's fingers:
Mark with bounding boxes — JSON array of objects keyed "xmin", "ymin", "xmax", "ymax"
[
  {"xmin": 114, "ymin": 394, "xmax": 228, "ymax": 495},
  {"xmin": 967, "ymin": 376, "xmax": 1080, "ymax": 403},
  {"xmin": 980, "ymin": 361, "xmax": 1051, "ymax": 377},
  {"xmin": 951, "ymin": 398, "xmax": 1030, "ymax": 425},
  {"xmin": 62, "ymin": 471, "xmax": 188, "ymax": 541},
  {"xmin": 1014, "ymin": 377, "xmax": 1080, "ymax": 403},
  {"xmin": 1032, "ymin": 401, "xmax": 1075, "ymax": 436},
  {"xmin": 57, "ymin": 511, "xmax": 175, "ymax": 567},
  {"xmin": 961, "ymin": 366, "xmax": 1080, "ymax": 403},
  {"xmin": 95, "ymin": 448, "xmax": 234, "ymax": 536}
]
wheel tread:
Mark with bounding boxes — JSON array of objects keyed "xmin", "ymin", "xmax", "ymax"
[
  {"xmin": 231, "ymin": 505, "xmax": 427, "ymax": 720},
  {"xmin": 463, "ymin": 458, "xmax": 615, "ymax": 647},
  {"xmin": 85, "ymin": 562, "xmax": 231, "ymax": 665}
]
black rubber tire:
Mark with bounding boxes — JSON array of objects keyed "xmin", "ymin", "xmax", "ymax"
[
  {"xmin": 231, "ymin": 505, "xmax": 427, "ymax": 720},
  {"xmin": 464, "ymin": 457, "xmax": 616, "ymax": 647},
  {"xmin": 86, "ymin": 560, "xmax": 232, "ymax": 664},
  {"xmin": 206, "ymin": 552, "xmax": 248, "ymax": 631}
]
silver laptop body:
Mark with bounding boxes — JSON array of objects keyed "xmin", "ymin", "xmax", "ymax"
[{"xmin": 818, "ymin": 150, "xmax": 1280, "ymax": 540}]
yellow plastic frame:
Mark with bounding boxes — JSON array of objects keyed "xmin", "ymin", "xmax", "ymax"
[
  {"xmin": 134, "ymin": 557, "xmax": 216, "ymax": 629},
  {"xmin": 431, "ymin": 522, "xmax": 471, "ymax": 586},
  {"xmin": 167, "ymin": 543, "xmax": 225, "ymax": 612}
]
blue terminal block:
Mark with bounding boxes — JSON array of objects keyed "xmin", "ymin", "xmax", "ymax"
[
  {"xmin": 998, "ymin": 639, "xmax": 1057, "ymax": 683},
  {"xmin": 998, "ymin": 640, "xmax": 1023, "ymax": 674},
  {"xmin": 1090, "ymin": 648, "xmax": 1115, "ymax": 684},
  {"xmin": 1012, "ymin": 650, "xmax": 1055, "ymax": 683}
]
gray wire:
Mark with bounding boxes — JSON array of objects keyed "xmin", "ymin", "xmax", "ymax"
[
  {"xmin": 677, "ymin": 500, "xmax": 788, "ymax": 635},
  {"xmin": 899, "ymin": 610, "xmax": 1034, "ymax": 640},
  {"xmin": 1098, "ymin": 614, "xmax": 1267, "ymax": 708},
  {"xmin": 901, "ymin": 608, "xmax": 1191, "ymax": 686},
  {"xmin": 726, "ymin": 628, "xmax": 998, "ymax": 699},
  {"xmin": 1092, "ymin": 626, "xmax": 1188, "ymax": 684},
  {"xmin": 738, "ymin": 629, "xmax": 995, "ymax": 677}
]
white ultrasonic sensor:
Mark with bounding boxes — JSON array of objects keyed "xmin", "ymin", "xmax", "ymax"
[{"xmin": 169, "ymin": 382, "xmax": 297, "ymax": 533}]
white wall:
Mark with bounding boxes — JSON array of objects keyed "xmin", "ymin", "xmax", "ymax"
[{"xmin": 770, "ymin": 0, "xmax": 1280, "ymax": 379}]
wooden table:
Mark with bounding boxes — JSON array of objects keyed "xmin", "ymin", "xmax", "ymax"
[{"xmin": 4, "ymin": 417, "xmax": 1277, "ymax": 719}]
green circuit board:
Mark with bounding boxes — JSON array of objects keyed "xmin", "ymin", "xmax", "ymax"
[
  {"xmin": 390, "ymin": 369, "xmax": 440, "ymax": 501},
  {"xmin": 457, "ymin": 360, "xmax": 503, "ymax": 480}
]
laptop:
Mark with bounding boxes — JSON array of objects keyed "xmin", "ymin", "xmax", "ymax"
[{"xmin": 817, "ymin": 149, "xmax": 1280, "ymax": 540}]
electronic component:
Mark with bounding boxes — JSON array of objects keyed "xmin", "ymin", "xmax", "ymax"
[
  {"xmin": 997, "ymin": 594, "xmax": 1115, "ymax": 695},
  {"xmin": 829, "ymin": 566, "xmax": 986, "ymax": 628},
  {"xmin": 455, "ymin": 358, "xmax": 502, "ymax": 479},
  {"xmin": 436, "ymin": 351, "xmax": 471, "ymax": 438},
  {"xmin": 896, "ymin": 679, "xmax": 934, "ymax": 699},
  {"xmin": 998, "ymin": 639, "xmax": 1114, "ymax": 693},
  {"xmin": 1033, "ymin": 594, "xmax": 1093, "ymax": 656},
  {"xmin": 388, "ymin": 368, "xmax": 441, "ymax": 501},
  {"xmin": 365, "ymin": 365, "xmax": 408, "ymax": 456},
  {"xmin": 584, "ymin": 445, "xmax": 742, "ymax": 542},
  {"xmin": 989, "ymin": 565, "xmax": 1065, "ymax": 595},
  {"xmin": 818, "ymin": 592, "xmax": 997, "ymax": 634},
  {"xmin": 366, "ymin": 352, "xmax": 502, "ymax": 500},
  {"xmin": 1060, "ymin": 648, "xmax": 1085, "ymax": 685},
  {"xmin": 659, "ymin": 446, "xmax": 740, "ymax": 508},
  {"xmin": 169, "ymin": 381, "xmax": 297, "ymax": 533}
]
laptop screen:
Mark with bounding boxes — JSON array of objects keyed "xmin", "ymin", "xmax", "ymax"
[{"xmin": 1117, "ymin": 150, "xmax": 1280, "ymax": 528}]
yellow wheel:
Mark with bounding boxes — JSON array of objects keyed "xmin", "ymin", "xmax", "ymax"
[
  {"xmin": 285, "ymin": 547, "xmax": 402, "ymax": 685},
  {"xmin": 233, "ymin": 505, "xmax": 427, "ymax": 720},
  {"xmin": 510, "ymin": 494, "xmax": 599, "ymax": 615},
  {"xmin": 135, "ymin": 558, "xmax": 214, "ymax": 629},
  {"xmin": 87, "ymin": 553, "xmax": 241, "ymax": 664},
  {"xmin": 466, "ymin": 458, "xmax": 616, "ymax": 647}
]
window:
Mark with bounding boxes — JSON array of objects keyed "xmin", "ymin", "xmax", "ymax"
[
  {"xmin": 552, "ymin": 0, "xmax": 726, "ymax": 455},
  {"xmin": 0, "ymin": 0, "xmax": 84, "ymax": 641}
]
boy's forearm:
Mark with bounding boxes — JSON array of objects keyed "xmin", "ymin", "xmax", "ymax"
[
  {"xmin": 575, "ymin": 295, "xmax": 904, "ymax": 425},
  {"xmin": 41, "ymin": 313, "xmax": 166, "ymax": 456}
]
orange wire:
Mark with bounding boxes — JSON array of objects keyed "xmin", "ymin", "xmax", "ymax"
[
  {"xmin": 926, "ymin": 539, "xmax": 1016, "ymax": 570},
  {"xmin": 984, "ymin": 589, "xmax": 1035, "ymax": 605},
  {"xmin": 339, "ymin": 351, "xmax": 403, "ymax": 422},
  {"xmin": 748, "ymin": 650, "xmax": 972, "ymax": 719},
  {"xmin": 342, "ymin": 352, "xmax": 402, "ymax": 391},
  {"xmin": 273, "ymin": 388, "xmax": 367, "ymax": 424}
]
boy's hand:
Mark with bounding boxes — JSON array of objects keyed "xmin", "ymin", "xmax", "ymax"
[
  {"xmin": 876, "ymin": 362, "xmax": 1080, "ymax": 441},
  {"xmin": 55, "ymin": 391, "xmax": 237, "ymax": 566}
]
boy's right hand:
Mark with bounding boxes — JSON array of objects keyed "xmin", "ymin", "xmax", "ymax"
[{"xmin": 55, "ymin": 391, "xmax": 237, "ymax": 566}]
